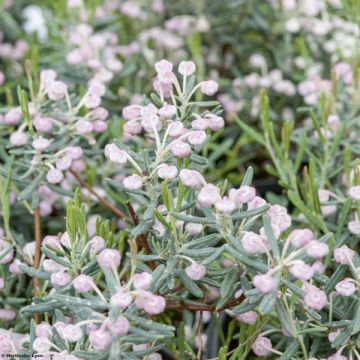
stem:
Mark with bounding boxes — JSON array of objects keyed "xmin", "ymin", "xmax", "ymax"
[
  {"xmin": 33, "ymin": 208, "xmax": 42, "ymax": 324},
  {"xmin": 70, "ymin": 169, "xmax": 128, "ymax": 219}
]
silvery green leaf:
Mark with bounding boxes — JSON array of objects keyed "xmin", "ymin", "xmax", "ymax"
[
  {"xmin": 19, "ymin": 174, "xmax": 42, "ymax": 201},
  {"xmin": 183, "ymin": 234, "xmax": 222, "ymax": 249},
  {"xmin": 131, "ymin": 220, "xmax": 152, "ymax": 236},
  {"xmin": 28, "ymin": 319, "xmax": 36, "ymax": 355},
  {"xmin": 21, "ymin": 300, "xmax": 60, "ymax": 314},
  {"xmin": 331, "ymin": 324, "xmax": 352, "ymax": 348},
  {"xmin": 108, "ymin": 340, "xmax": 121, "ymax": 360},
  {"xmin": 53, "ymin": 294, "xmax": 108, "ymax": 310},
  {"xmin": 275, "ymin": 300, "xmax": 296, "ymax": 337},
  {"xmin": 225, "ymin": 245, "xmax": 268, "ymax": 272},
  {"xmin": 73, "ymin": 351, "xmax": 104, "ymax": 360},
  {"xmin": 279, "ymin": 339, "xmax": 299, "ymax": 360},
  {"xmin": 180, "ymin": 247, "xmax": 217, "ymax": 258},
  {"xmin": 46, "ymin": 183, "xmax": 74, "ymax": 197},
  {"xmin": 324, "ymin": 265, "xmax": 347, "ymax": 294},
  {"xmin": 351, "ymin": 303, "xmax": 360, "ymax": 335},
  {"xmin": 18, "ymin": 264, "xmax": 50, "ymax": 280},
  {"xmin": 304, "ymin": 307, "xmax": 322, "ymax": 321},
  {"xmin": 135, "ymin": 254, "xmax": 162, "ymax": 261},
  {"xmin": 102, "ymin": 268, "xmax": 118, "ymax": 295},
  {"xmin": 132, "ymin": 344, "xmax": 165, "ymax": 357},
  {"xmin": 177, "ymin": 269, "xmax": 203, "ymax": 298},
  {"xmin": 241, "ymin": 166, "xmax": 253, "ymax": 186},
  {"xmin": 258, "ymin": 292, "xmax": 276, "ymax": 315},
  {"xmin": 125, "ymin": 314, "xmax": 174, "ymax": 335},
  {"xmin": 190, "ymin": 153, "xmax": 208, "ymax": 165},
  {"xmin": 231, "ymin": 204, "xmax": 269, "ymax": 220},
  {"xmin": 152, "ymin": 259, "xmax": 177, "ymax": 293},
  {"xmin": 41, "ymin": 247, "xmax": 72, "ymax": 267},
  {"xmin": 322, "ymin": 320, "xmax": 350, "ymax": 328},
  {"xmin": 281, "ymin": 279, "xmax": 305, "ymax": 297},
  {"xmin": 51, "ymin": 327, "xmax": 67, "ymax": 350},
  {"xmin": 200, "ymin": 277, "xmax": 221, "ymax": 288},
  {"xmin": 129, "ymin": 326, "xmax": 170, "ymax": 340},
  {"xmin": 171, "ymin": 211, "xmax": 216, "ymax": 224},
  {"xmin": 220, "ymin": 267, "xmax": 238, "ymax": 298},
  {"xmin": 232, "ymin": 299, "xmax": 260, "ymax": 314},
  {"xmin": 263, "ymin": 215, "xmax": 280, "ymax": 259}
]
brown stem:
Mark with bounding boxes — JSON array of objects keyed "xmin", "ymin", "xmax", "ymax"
[
  {"xmin": 166, "ymin": 294, "xmax": 245, "ymax": 312},
  {"xmin": 127, "ymin": 203, "xmax": 156, "ymax": 270},
  {"xmin": 70, "ymin": 169, "xmax": 128, "ymax": 220},
  {"xmin": 33, "ymin": 208, "xmax": 41, "ymax": 324}
]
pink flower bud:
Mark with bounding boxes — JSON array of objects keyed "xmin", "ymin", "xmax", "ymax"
[
  {"xmin": 90, "ymin": 107, "xmax": 109, "ymax": 121},
  {"xmin": 0, "ymin": 71, "xmax": 5, "ymax": 86},
  {"xmin": 252, "ymin": 336, "xmax": 272, "ymax": 356},
  {"xmin": 89, "ymin": 329, "xmax": 112, "ymax": 351},
  {"xmin": 122, "ymin": 104, "xmax": 142, "ymax": 121},
  {"xmin": 288, "ymin": 228, "xmax": 314, "ymax": 248},
  {"xmin": 110, "ymin": 289, "xmax": 132, "ymax": 309},
  {"xmin": 46, "ymin": 169, "xmax": 64, "ymax": 184},
  {"xmin": 73, "ymin": 274, "xmax": 94, "ymax": 293},
  {"xmin": 334, "ymin": 245, "xmax": 354, "ymax": 264},
  {"xmin": 253, "ymin": 273, "xmax": 277, "ymax": 293},
  {"xmin": 305, "ymin": 240, "xmax": 329, "ymax": 259},
  {"xmin": 143, "ymin": 294, "xmax": 166, "ymax": 315},
  {"xmin": 266, "ymin": 205, "xmax": 291, "ymax": 231},
  {"xmin": 179, "ymin": 169, "xmax": 205, "ymax": 189},
  {"xmin": 157, "ymin": 164, "xmax": 178, "ymax": 180},
  {"xmin": 348, "ymin": 220, "xmax": 360, "ymax": 235},
  {"xmin": 191, "ymin": 118, "xmax": 209, "ymax": 130},
  {"xmin": 303, "ymin": 283, "xmax": 327, "ymax": 310},
  {"xmin": 229, "ymin": 186, "xmax": 256, "ymax": 207},
  {"xmin": 84, "ymin": 93, "xmax": 101, "ymax": 109},
  {"xmin": 187, "ymin": 130, "xmax": 206, "ymax": 146},
  {"xmin": 207, "ymin": 114, "xmax": 225, "ymax": 131},
  {"xmin": 0, "ymin": 278, "xmax": 4, "ymax": 290},
  {"xmin": 185, "ymin": 263, "xmax": 206, "ymax": 280},
  {"xmin": 215, "ymin": 196, "xmax": 236, "ymax": 213},
  {"xmin": 42, "ymin": 235, "xmax": 62, "ymax": 250},
  {"xmin": 241, "ymin": 231, "xmax": 267, "ymax": 255},
  {"xmin": 4, "ymin": 108, "xmax": 22, "ymax": 125},
  {"xmin": 327, "ymin": 353, "xmax": 347, "ymax": 360},
  {"xmin": 0, "ymin": 309, "xmax": 16, "ymax": 321},
  {"xmin": 236, "ymin": 310, "xmax": 258, "ymax": 324},
  {"xmin": 200, "ymin": 80, "xmax": 219, "ymax": 96},
  {"xmin": 123, "ymin": 174, "xmax": 143, "ymax": 190},
  {"xmin": 9, "ymin": 131, "xmax": 28, "ymax": 147},
  {"xmin": 93, "ymin": 120, "xmax": 108, "ymax": 133},
  {"xmin": 185, "ymin": 223, "xmax": 203, "ymax": 235},
  {"xmin": 40, "ymin": 69, "xmax": 57, "ymax": 89},
  {"xmin": 133, "ymin": 272, "xmax": 152, "ymax": 290},
  {"xmin": 159, "ymin": 103, "xmax": 176, "ymax": 118},
  {"xmin": 97, "ymin": 249, "xmax": 121, "ymax": 269},
  {"xmin": 290, "ymin": 260, "xmax": 314, "ymax": 280},
  {"xmin": 89, "ymin": 236, "xmax": 106, "ymax": 255},
  {"xmin": 197, "ymin": 184, "xmax": 221, "ymax": 208},
  {"xmin": 155, "ymin": 59, "xmax": 173, "ymax": 74},
  {"xmin": 33, "ymin": 117, "xmax": 54, "ymax": 133},
  {"xmin": 32, "ymin": 137, "xmax": 51, "ymax": 151},
  {"xmin": 56, "ymin": 156, "xmax": 72, "ymax": 171},
  {"xmin": 35, "ymin": 322, "xmax": 52, "ymax": 339},
  {"xmin": 33, "ymin": 337, "xmax": 51, "ymax": 353},
  {"xmin": 335, "ymin": 278, "xmax": 356, "ymax": 296},
  {"xmin": 76, "ymin": 119, "xmax": 93, "ymax": 134},
  {"xmin": 247, "ymin": 196, "xmax": 266, "ymax": 210},
  {"xmin": 171, "ymin": 141, "xmax": 191, "ymax": 158},
  {"xmin": 65, "ymin": 146, "xmax": 83, "ymax": 160},
  {"xmin": 312, "ymin": 261, "xmax": 325, "ymax": 274},
  {"xmin": 107, "ymin": 315, "xmax": 130, "ymax": 335},
  {"xmin": 51, "ymin": 271, "xmax": 72, "ymax": 288},
  {"xmin": 9, "ymin": 259, "xmax": 24, "ymax": 275},
  {"xmin": 178, "ymin": 61, "xmax": 196, "ymax": 76},
  {"xmin": 349, "ymin": 185, "xmax": 360, "ymax": 200},
  {"xmin": 43, "ymin": 259, "xmax": 63, "ymax": 273},
  {"xmin": 47, "ymin": 80, "xmax": 67, "ymax": 101},
  {"xmin": 62, "ymin": 324, "xmax": 83, "ymax": 342},
  {"xmin": 104, "ymin": 143, "xmax": 127, "ymax": 165},
  {"xmin": 123, "ymin": 120, "xmax": 142, "ymax": 135}
]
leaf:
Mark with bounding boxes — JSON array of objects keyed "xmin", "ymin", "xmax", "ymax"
[
  {"xmin": 231, "ymin": 204, "xmax": 269, "ymax": 220},
  {"xmin": 280, "ymin": 339, "xmax": 300, "ymax": 360},
  {"xmin": 225, "ymin": 245, "xmax": 268, "ymax": 272},
  {"xmin": 275, "ymin": 300, "xmax": 296, "ymax": 337},
  {"xmin": 19, "ymin": 175, "xmax": 42, "ymax": 201},
  {"xmin": 263, "ymin": 215, "xmax": 280, "ymax": 258},
  {"xmin": 324, "ymin": 265, "xmax": 347, "ymax": 294},
  {"xmin": 258, "ymin": 292, "xmax": 276, "ymax": 315},
  {"xmin": 177, "ymin": 269, "xmax": 203, "ymax": 298},
  {"xmin": 234, "ymin": 116, "xmax": 265, "ymax": 146},
  {"xmin": 171, "ymin": 211, "xmax": 216, "ymax": 224},
  {"xmin": 202, "ymin": 245, "xmax": 225, "ymax": 265}
]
